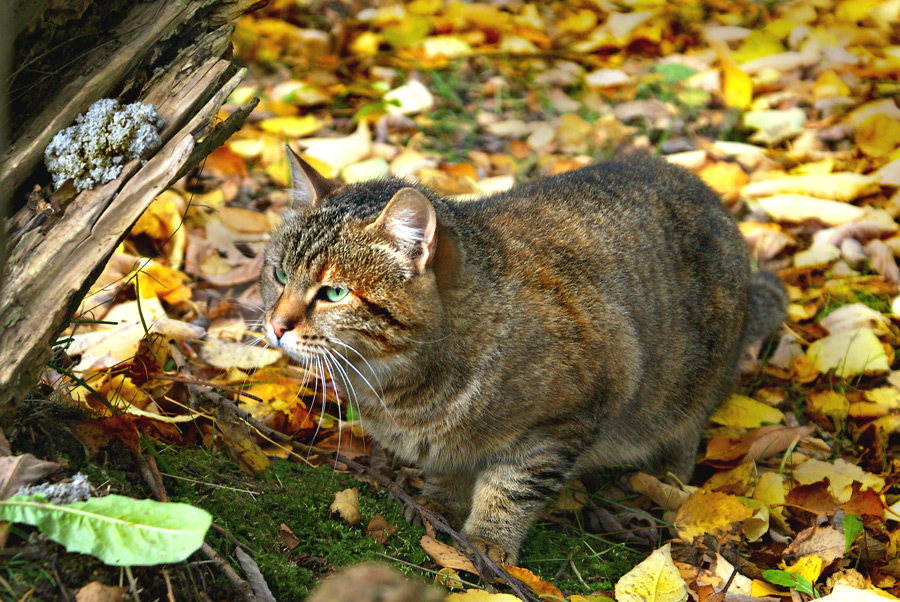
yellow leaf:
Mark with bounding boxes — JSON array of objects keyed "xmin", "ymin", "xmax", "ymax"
[
  {"xmin": 350, "ymin": 31, "xmax": 381, "ymax": 57},
  {"xmin": 781, "ymin": 556, "xmax": 825, "ymax": 584},
  {"xmin": 864, "ymin": 387, "xmax": 900, "ymax": 409},
  {"xmin": 258, "ymin": 115, "xmax": 324, "ymax": 138},
  {"xmin": 329, "ymin": 488, "xmax": 360, "ymax": 525},
  {"xmin": 807, "ymin": 391, "xmax": 850, "ymax": 416},
  {"xmin": 792, "ymin": 458, "xmax": 886, "ymax": 503},
  {"xmin": 434, "ymin": 567, "xmax": 465, "ymax": 590},
  {"xmin": 752, "ymin": 579, "xmax": 786, "ymax": 597},
  {"xmin": 755, "ymin": 195, "xmax": 866, "ymax": 225},
  {"xmin": 709, "ymin": 394, "xmax": 785, "ymax": 428},
  {"xmin": 739, "ymin": 497, "xmax": 770, "ymax": 542},
  {"xmin": 733, "ymin": 31, "xmax": 784, "ymax": 64},
  {"xmin": 675, "ymin": 490, "xmax": 755, "ymax": 542},
  {"xmin": 754, "ymin": 472, "xmax": 788, "ymax": 530},
  {"xmin": 218, "ymin": 207, "xmax": 271, "ymax": 234},
  {"xmin": 807, "ymin": 328, "xmax": 890, "ymax": 378},
  {"xmin": 835, "ymin": 0, "xmax": 885, "ymax": 23},
  {"xmin": 558, "ymin": 9, "xmax": 597, "ymax": 34},
  {"xmin": 857, "ymin": 114, "xmax": 900, "ymax": 158},
  {"xmin": 814, "ymin": 70, "xmax": 850, "ymax": 100},
  {"xmin": 742, "ymin": 173, "xmax": 880, "ymax": 202},
  {"xmin": 615, "ymin": 543, "xmax": 688, "ymax": 602},
  {"xmin": 134, "ymin": 261, "xmax": 191, "ymax": 304},
  {"xmin": 722, "ymin": 67, "xmax": 753, "ymax": 109},
  {"xmin": 417, "ymin": 36, "xmax": 472, "ymax": 59},
  {"xmin": 698, "ymin": 160, "xmax": 748, "ymax": 199}
]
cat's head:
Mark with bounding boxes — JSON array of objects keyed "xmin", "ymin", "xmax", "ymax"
[{"xmin": 261, "ymin": 147, "xmax": 443, "ymax": 365}]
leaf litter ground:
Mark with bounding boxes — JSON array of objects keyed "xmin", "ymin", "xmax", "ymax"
[{"xmin": 4, "ymin": 0, "xmax": 900, "ymax": 600}]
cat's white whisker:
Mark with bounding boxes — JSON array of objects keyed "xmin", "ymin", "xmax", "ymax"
[
  {"xmin": 327, "ymin": 344, "xmax": 394, "ymax": 424},
  {"xmin": 328, "ymin": 338, "xmax": 385, "ymax": 392}
]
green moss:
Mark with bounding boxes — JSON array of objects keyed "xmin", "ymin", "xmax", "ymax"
[
  {"xmin": 519, "ymin": 512, "xmax": 644, "ymax": 595},
  {"xmin": 157, "ymin": 447, "xmax": 429, "ymax": 599}
]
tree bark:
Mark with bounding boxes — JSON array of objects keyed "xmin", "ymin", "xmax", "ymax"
[{"xmin": 0, "ymin": 0, "xmax": 265, "ymax": 425}]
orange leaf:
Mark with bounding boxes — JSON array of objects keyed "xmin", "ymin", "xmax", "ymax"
[{"xmin": 503, "ymin": 565, "xmax": 564, "ymax": 600}]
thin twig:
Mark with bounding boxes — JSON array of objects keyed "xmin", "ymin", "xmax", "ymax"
[
  {"xmin": 374, "ymin": 552, "xmax": 484, "ymax": 590},
  {"xmin": 49, "ymin": 556, "xmax": 71, "ymax": 602},
  {"xmin": 200, "ymin": 542, "xmax": 256, "ymax": 602}
]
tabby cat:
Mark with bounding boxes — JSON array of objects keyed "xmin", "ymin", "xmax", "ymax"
[{"xmin": 261, "ymin": 147, "xmax": 787, "ymax": 565}]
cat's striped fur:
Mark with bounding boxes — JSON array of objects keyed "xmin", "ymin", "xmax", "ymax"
[{"xmin": 261, "ymin": 148, "xmax": 787, "ymax": 564}]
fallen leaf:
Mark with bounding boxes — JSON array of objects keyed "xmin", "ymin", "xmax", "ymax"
[
  {"xmin": 674, "ymin": 490, "xmax": 755, "ymax": 541},
  {"xmin": 503, "ymin": 565, "xmax": 564, "ymax": 599},
  {"xmin": 754, "ymin": 195, "xmax": 867, "ymax": 225},
  {"xmin": 709, "ymin": 394, "xmax": 785, "ymax": 428},
  {"xmin": 742, "ymin": 173, "xmax": 880, "ymax": 202},
  {"xmin": 279, "ymin": 523, "xmax": 300, "ymax": 549},
  {"xmin": 856, "ymin": 114, "xmax": 900, "ymax": 158},
  {"xmin": 199, "ymin": 339, "xmax": 285, "ymax": 370},
  {"xmin": 384, "ymin": 79, "xmax": 434, "ymax": 115},
  {"xmin": 419, "ymin": 535, "xmax": 477, "ymax": 573},
  {"xmin": 614, "ymin": 543, "xmax": 688, "ymax": 602},
  {"xmin": 330, "ymin": 488, "xmax": 360, "ymax": 525},
  {"xmin": 784, "ymin": 524, "xmax": 845, "ymax": 565},
  {"xmin": 806, "ymin": 328, "xmax": 890, "ymax": 377},
  {"xmin": 366, "ymin": 514, "xmax": 397, "ymax": 543},
  {"xmin": 0, "ymin": 455, "xmax": 61, "ymax": 500},
  {"xmin": 792, "ymin": 459, "xmax": 885, "ymax": 503}
]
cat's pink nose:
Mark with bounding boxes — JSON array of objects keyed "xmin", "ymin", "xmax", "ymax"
[{"xmin": 270, "ymin": 318, "xmax": 291, "ymax": 340}]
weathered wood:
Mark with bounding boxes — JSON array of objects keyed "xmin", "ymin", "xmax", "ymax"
[{"xmin": 0, "ymin": 0, "xmax": 264, "ymax": 424}]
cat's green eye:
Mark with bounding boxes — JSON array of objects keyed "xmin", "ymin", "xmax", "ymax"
[
  {"xmin": 274, "ymin": 267, "xmax": 288, "ymax": 285},
  {"xmin": 322, "ymin": 286, "xmax": 350, "ymax": 303}
]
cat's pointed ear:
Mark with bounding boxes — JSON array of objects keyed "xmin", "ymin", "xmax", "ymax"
[
  {"xmin": 366, "ymin": 188, "xmax": 437, "ymax": 275},
  {"xmin": 286, "ymin": 145, "xmax": 337, "ymax": 210}
]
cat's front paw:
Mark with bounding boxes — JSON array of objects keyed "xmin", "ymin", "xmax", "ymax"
[{"xmin": 467, "ymin": 534, "xmax": 516, "ymax": 566}]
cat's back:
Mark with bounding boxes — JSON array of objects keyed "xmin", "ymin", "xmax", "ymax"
[{"xmin": 448, "ymin": 154, "xmax": 748, "ymax": 298}]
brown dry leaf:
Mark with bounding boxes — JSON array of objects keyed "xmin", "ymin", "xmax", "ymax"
[
  {"xmin": 701, "ymin": 424, "xmax": 814, "ymax": 467},
  {"xmin": 785, "ymin": 524, "xmax": 845, "ymax": 565},
  {"xmin": 279, "ymin": 523, "xmax": 300, "ymax": 550},
  {"xmin": 0, "ymin": 454, "xmax": 61, "ymax": 500},
  {"xmin": 674, "ymin": 490, "xmax": 755, "ymax": 542},
  {"xmin": 218, "ymin": 206, "xmax": 270, "ymax": 233},
  {"xmin": 419, "ymin": 535, "xmax": 477, "ymax": 573},
  {"xmin": 629, "ymin": 472, "xmax": 690, "ymax": 511},
  {"xmin": 330, "ymin": 488, "xmax": 360, "ymax": 525},
  {"xmin": 366, "ymin": 513, "xmax": 397, "ymax": 543}
]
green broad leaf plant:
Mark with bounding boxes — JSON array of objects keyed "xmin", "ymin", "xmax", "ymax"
[{"xmin": 0, "ymin": 494, "xmax": 212, "ymax": 566}]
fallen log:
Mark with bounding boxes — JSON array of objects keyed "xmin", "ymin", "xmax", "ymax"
[{"xmin": 0, "ymin": 0, "xmax": 265, "ymax": 425}]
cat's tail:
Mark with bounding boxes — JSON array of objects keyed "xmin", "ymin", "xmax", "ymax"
[{"xmin": 743, "ymin": 270, "xmax": 788, "ymax": 346}]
